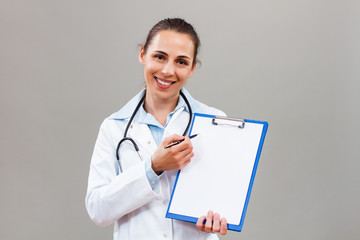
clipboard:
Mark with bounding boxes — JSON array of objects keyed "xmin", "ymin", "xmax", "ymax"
[{"xmin": 166, "ymin": 113, "xmax": 268, "ymax": 232}]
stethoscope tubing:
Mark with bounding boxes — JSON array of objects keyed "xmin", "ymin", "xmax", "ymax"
[{"xmin": 115, "ymin": 90, "xmax": 192, "ymax": 172}]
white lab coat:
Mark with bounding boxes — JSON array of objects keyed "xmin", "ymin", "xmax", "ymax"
[{"xmin": 85, "ymin": 89, "xmax": 225, "ymax": 240}]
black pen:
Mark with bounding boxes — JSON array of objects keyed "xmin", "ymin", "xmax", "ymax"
[{"xmin": 164, "ymin": 134, "xmax": 199, "ymax": 149}]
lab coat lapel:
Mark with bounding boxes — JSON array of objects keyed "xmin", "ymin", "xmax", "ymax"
[
  {"xmin": 163, "ymin": 107, "xmax": 189, "ymax": 140},
  {"xmin": 128, "ymin": 122, "xmax": 157, "ymax": 156}
]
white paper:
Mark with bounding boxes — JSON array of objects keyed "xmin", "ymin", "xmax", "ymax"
[{"xmin": 168, "ymin": 115, "xmax": 264, "ymax": 225}]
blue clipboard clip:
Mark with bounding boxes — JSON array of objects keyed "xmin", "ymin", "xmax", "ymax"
[{"xmin": 212, "ymin": 116, "xmax": 245, "ymax": 129}]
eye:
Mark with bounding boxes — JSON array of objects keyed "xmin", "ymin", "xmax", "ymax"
[
  {"xmin": 154, "ymin": 54, "xmax": 165, "ymax": 61},
  {"xmin": 177, "ymin": 59, "xmax": 189, "ymax": 66}
]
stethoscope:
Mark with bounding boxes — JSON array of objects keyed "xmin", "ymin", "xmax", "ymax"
[{"xmin": 115, "ymin": 90, "xmax": 193, "ymax": 173}]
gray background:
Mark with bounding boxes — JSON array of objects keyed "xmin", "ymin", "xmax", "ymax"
[{"xmin": 1, "ymin": 0, "xmax": 359, "ymax": 239}]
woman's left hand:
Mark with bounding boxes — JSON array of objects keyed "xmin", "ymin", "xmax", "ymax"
[{"xmin": 196, "ymin": 210, "xmax": 228, "ymax": 235}]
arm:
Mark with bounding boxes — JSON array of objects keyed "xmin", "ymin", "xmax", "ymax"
[{"xmin": 85, "ymin": 120, "xmax": 158, "ymax": 226}]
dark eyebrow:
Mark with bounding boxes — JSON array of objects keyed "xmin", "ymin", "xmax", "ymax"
[
  {"xmin": 178, "ymin": 55, "xmax": 191, "ymax": 60},
  {"xmin": 154, "ymin": 50, "xmax": 168, "ymax": 56},
  {"xmin": 154, "ymin": 50, "xmax": 191, "ymax": 60}
]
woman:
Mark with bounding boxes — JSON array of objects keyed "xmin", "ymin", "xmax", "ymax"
[{"xmin": 85, "ymin": 18, "xmax": 228, "ymax": 239}]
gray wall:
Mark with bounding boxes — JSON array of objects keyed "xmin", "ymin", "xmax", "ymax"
[{"xmin": 1, "ymin": 0, "xmax": 359, "ymax": 239}]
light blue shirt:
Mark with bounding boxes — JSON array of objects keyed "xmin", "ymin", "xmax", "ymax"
[
  {"xmin": 136, "ymin": 96, "xmax": 188, "ymax": 145},
  {"xmin": 135, "ymin": 94, "xmax": 190, "ymax": 189}
]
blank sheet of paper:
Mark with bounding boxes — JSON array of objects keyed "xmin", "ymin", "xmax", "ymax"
[{"xmin": 166, "ymin": 113, "xmax": 268, "ymax": 231}]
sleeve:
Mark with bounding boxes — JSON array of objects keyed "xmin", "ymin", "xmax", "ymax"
[
  {"xmin": 85, "ymin": 119, "xmax": 159, "ymax": 227},
  {"xmin": 145, "ymin": 156, "xmax": 161, "ymax": 191}
]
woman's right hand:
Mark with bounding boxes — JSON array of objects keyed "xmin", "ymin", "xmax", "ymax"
[{"xmin": 151, "ymin": 134, "xmax": 194, "ymax": 175}]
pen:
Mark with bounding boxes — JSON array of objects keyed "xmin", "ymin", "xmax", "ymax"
[{"xmin": 164, "ymin": 134, "xmax": 199, "ymax": 149}]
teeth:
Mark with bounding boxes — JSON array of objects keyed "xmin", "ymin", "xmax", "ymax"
[{"xmin": 156, "ymin": 77, "xmax": 172, "ymax": 86}]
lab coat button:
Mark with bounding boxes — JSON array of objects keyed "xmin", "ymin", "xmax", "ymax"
[
  {"xmin": 148, "ymin": 141, "xmax": 151, "ymax": 144},
  {"xmin": 151, "ymin": 180, "xmax": 155, "ymax": 185},
  {"xmin": 162, "ymin": 200, "xmax": 166, "ymax": 204},
  {"xmin": 163, "ymin": 233, "xmax": 167, "ymax": 238}
]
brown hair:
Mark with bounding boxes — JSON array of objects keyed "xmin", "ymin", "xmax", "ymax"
[{"xmin": 143, "ymin": 18, "xmax": 201, "ymax": 66}]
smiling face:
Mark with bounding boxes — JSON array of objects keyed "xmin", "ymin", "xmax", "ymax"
[{"xmin": 139, "ymin": 30, "xmax": 196, "ymax": 105}]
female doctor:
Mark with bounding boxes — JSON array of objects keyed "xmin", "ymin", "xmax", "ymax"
[{"xmin": 85, "ymin": 18, "xmax": 228, "ymax": 239}]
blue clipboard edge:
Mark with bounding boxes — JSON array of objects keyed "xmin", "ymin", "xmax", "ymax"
[{"xmin": 165, "ymin": 113, "xmax": 268, "ymax": 232}]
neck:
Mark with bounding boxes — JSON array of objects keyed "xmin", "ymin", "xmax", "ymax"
[{"xmin": 144, "ymin": 91, "xmax": 179, "ymax": 126}]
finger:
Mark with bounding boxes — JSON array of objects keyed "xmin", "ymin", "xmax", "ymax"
[
  {"xmin": 163, "ymin": 134, "xmax": 184, "ymax": 145},
  {"xmin": 163, "ymin": 137, "xmax": 187, "ymax": 151},
  {"xmin": 220, "ymin": 218, "xmax": 228, "ymax": 235},
  {"xmin": 196, "ymin": 215, "xmax": 206, "ymax": 231},
  {"xmin": 205, "ymin": 211, "xmax": 213, "ymax": 232},
  {"xmin": 176, "ymin": 139, "xmax": 194, "ymax": 157},
  {"xmin": 177, "ymin": 144, "xmax": 194, "ymax": 159},
  {"xmin": 172, "ymin": 136, "xmax": 192, "ymax": 152},
  {"xmin": 180, "ymin": 158, "xmax": 192, "ymax": 169},
  {"xmin": 167, "ymin": 140, "xmax": 191, "ymax": 157},
  {"xmin": 212, "ymin": 213, "xmax": 221, "ymax": 233},
  {"xmin": 181, "ymin": 149, "xmax": 195, "ymax": 166}
]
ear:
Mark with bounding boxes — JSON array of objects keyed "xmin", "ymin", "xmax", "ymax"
[
  {"xmin": 139, "ymin": 46, "xmax": 145, "ymax": 65},
  {"xmin": 188, "ymin": 61, "xmax": 197, "ymax": 78}
]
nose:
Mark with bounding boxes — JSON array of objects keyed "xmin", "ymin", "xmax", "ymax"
[{"xmin": 162, "ymin": 62, "xmax": 174, "ymax": 76}]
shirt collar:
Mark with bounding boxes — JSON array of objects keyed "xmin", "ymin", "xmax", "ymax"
[
  {"xmin": 135, "ymin": 95, "xmax": 187, "ymax": 128},
  {"xmin": 109, "ymin": 88, "xmax": 204, "ymax": 120}
]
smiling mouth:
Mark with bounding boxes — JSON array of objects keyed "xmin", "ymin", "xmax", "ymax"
[{"xmin": 154, "ymin": 77, "xmax": 176, "ymax": 86}]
